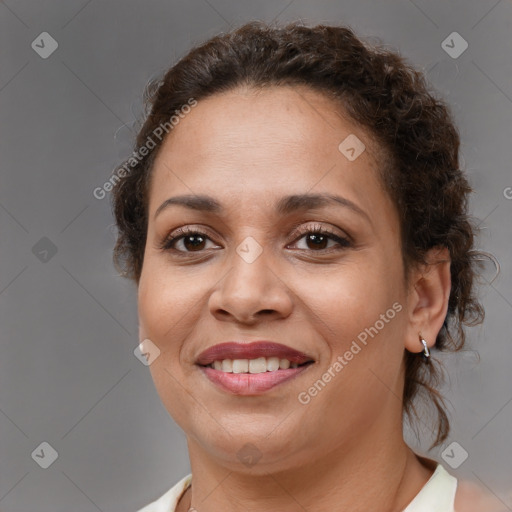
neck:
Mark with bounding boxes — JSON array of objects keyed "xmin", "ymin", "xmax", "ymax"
[{"xmin": 180, "ymin": 421, "xmax": 434, "ymax": 512}]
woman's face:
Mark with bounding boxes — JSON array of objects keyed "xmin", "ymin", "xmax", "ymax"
[{"xmin": 138, "ymin": 86, "xmax": 412, "ymax": 472}]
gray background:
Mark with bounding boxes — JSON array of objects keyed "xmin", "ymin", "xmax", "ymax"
[{"xmin": 1, "ymin": 0, "xmax": 511, "ymax": 510}]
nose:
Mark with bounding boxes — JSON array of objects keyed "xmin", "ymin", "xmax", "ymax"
[{"xmin": 208, "ymin": 246, "xmax": 293, "ymax": 325}]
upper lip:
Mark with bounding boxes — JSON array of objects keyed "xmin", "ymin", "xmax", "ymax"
[{"xmin": 195, "ymin": 341, "xmax": 315, "ymax": 366}]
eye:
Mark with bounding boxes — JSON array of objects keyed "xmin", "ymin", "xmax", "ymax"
[
  {"xmin": 159, "ymin": 223, "xmax": 351, "ymax": 255},
  {"xmin": 289, "ymin": 223, "xmax": 351, "ymax": 252},
  {"xmin": 159, "ymin": 227, "xmax": 220, "ymax": 253}
]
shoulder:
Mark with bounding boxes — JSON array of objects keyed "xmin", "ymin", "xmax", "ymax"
[{"xmin": 454, "ymin": 479, "xmax": 509, "ymax": 512}]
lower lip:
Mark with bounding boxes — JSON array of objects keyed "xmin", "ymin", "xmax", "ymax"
[{"xmin": 199, "ymin": 365, "xmax": 312, "ymax": 395}]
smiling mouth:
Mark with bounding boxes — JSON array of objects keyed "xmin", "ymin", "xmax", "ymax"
[
  {"xmin": 201, "ymin": 357, "xmax": 315, "ymax": 374},
  {"xmin": 195, "ymin": 341, "xmax": 316, "ymax": 394},
  {"xmin": 199, "ymin": 358, "xmax": 315, "ymax": 395}
]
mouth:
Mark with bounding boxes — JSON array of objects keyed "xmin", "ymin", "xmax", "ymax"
[
  {"xmin": 203, "ymin": 357, "xmax": 313, "ymax": 373},
  {"xmin": 196, "ymin": 341, "xmax": 315, "ymax": 395}
]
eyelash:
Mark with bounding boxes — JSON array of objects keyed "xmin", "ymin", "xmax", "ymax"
[{"xmin": 158, "ymin": 223, "xmax": 351, "ymax": 255}]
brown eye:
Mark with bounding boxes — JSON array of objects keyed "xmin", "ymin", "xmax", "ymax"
[
  {"xmin": 290, "ymin": 226, "xmax": 351, "ymax": 252},
  {"xmin": 160, "ymin": 228, "xmax": 220, "ymax": 253},
  {"xmin": 181, "ymin": 234, "xmax": 207, "ymax": 251},
  {"xmin": 304, "ymin": 233, "xmax": 329, "ymax": 250}
]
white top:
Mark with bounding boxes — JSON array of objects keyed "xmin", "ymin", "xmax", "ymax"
[{"xmin": 136, "ymin": 463, "xmax": 457, "ymax": 512}]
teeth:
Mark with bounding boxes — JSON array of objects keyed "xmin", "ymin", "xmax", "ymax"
[
  {"xmin": 232, "ymin": 359, "xmax": 249, "ymax": 373},
  {"xmin": 221, "ymin": 359, "xmax": 233, "ymax": 372},
  {"xmin": 279, "ymin": 358, "xmax": 290, "ymax": 369},
  {"xmin": 208, "ymin": 357, "xmax": 304, "ymax": 373},
  {"xmin": 266, "ymin": 357, "xmax": 280, "ymax": 371},
  {"xmin": 249, "ymin": 357, "xmax": 266, "ymax": 374}
]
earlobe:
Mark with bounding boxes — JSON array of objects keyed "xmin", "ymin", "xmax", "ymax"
[{"xmin": 404, "ymin": 247, "xmax": 451, "ymax": 354}]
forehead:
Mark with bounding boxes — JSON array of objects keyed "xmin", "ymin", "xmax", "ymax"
[{"xmin": 148, "ymin": 86, "xmax": 391, "ymax": 221}]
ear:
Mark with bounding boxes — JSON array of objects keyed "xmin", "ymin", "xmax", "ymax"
[{"xmin": 404, "ymin": 247, "xmax": 451, "ymax": 354}]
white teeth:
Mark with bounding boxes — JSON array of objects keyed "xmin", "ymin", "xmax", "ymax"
[
  {"xmin": 267, "ymin": 357, "xmax": 280, "ymax": 371},
  {"xmin": 208, "ymin": 357, "xmax": 305, "ymax": 373},
  {"xmin": 221, "ymin": 359, "xmax": 233, "ymax": 372},
  {"xmin": 279, "ymin": 358, "xmax": 290, "ymax": 369},
  {"xmin": 232, "ymin": 359, "xmax": 249, "ymax": 373},
  {"xmin": 249, "ymin": 357, "xmax": 267, "ymax": 374}
]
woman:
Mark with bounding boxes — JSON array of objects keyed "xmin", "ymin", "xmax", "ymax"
[{"xmin": 111, "ymin": 22, "xmax": 502, "ymax": 512}]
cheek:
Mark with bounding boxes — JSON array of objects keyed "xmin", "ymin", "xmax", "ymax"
[
  {"xmin": 296, "ymin": 277, "xmax": 406, "ymax": 438},
  {"xmin": 137, "ymin": 257, "xmax": 219, "ymax": 385},
  {"xmin": 137, "ymin": 258, "xmax": 200, "ymax": 338},
  {"xmin": 297, "ymin": 253, "xmax": 407, "ymax": 405},
  {"xmin": 137, "ymin": 266, "xmax": 200, "ymax": 430},
  {"xmin": 301, "ymin": 258, "xmax": 403, "ymax": 338}
]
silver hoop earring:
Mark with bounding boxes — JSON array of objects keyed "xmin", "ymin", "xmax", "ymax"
[{"xmin": 419, "ymin": 335, "xmax": 430, "ymax": 361}]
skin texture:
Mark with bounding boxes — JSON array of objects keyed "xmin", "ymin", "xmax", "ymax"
[{"xmin": 138, "ymin": 86, "xmax": 453, "ymax": 512}]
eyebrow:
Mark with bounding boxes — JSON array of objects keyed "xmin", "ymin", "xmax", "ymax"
[{"xmin": 154, "ymin": 193, "xmax": 371, "ymax": 223}]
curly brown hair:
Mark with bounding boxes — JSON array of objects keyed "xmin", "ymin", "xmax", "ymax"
[{"xmin": 110, "ymin": 21, "xmax": 485, "ymax": 448}]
